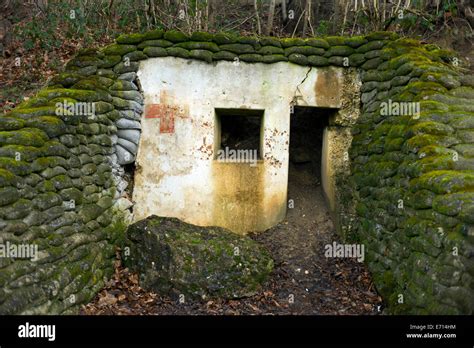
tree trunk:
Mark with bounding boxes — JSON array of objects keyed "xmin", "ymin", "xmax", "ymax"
[{"xmin": 266, "ymin": 0, "xmax": 276, "ymax": 35}]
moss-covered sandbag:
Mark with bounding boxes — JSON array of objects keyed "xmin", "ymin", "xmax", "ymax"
[{"xmin": 125, "ymin": 216, "xmax": 274, "ymax": 299}]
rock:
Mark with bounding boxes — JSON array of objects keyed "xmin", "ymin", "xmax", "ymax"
[{"xmin": 125, "ymin": 215, "xmax": 274, "ymax": 299}]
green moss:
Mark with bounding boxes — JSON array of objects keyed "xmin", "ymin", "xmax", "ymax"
[
  {"xmin": 218, "ymin": 43, "xmax": 254, "ymax": 54},
  {"xmin": 326, "ymin": 45, "xmax": 354, "ymax": 57},
  {"xmin": 10, "ymin": 106, "xmax": 58, "ymax": 119},
  {"xmin": 163, "ymin": 30, "xmax": 188, "ymax": 43},
  {"xmin": 324, "ymin": 36, "xmax": 345, "ymax": 46},
  {"xmin": 0, "ymin": 145, "xmax": 40, "ymax": 163},
  {"xmin": 280, "ymin": 37, "xmax": 306, "ymax": 48},
  {"xmin": 67, "ymin": 55, "xmax": 103, "ymax": 69},
  {"xmin": 143, "ymin": 29, "xmax": 164, "ymax": 40},
  {"xmin": 116, "ymin": 33, "xmax": 146, "ymax": 44},
  {"xmin": 307, "ymin": 55, "xmax": 329, "ymax": 67},
  {"xmin": 385, "ymin": 137, "xmax": 405, "ymax": 151},
  {"xmin": 237, "ymin": 36, "xmax": 260, "ymax": 48},
  {"xmin": 288, "ymin": 53, "xmax": 308, "ymax": 65},
  {"xmin": 143, "ymin": 46, "xmax": 168, "ymax": 58},
  {"xmin": 0, "ymin": 128, "xmax": 48, "ymax": 147},
  {"xmin": 432, "ymin": 192, "xmax": 474, "ymax": 217},
  {"xmin": 212, "ymin": 50, "xmax": 237, "ymax": 61},
  {"xmin": 361, "ymin": 57, "xmax": 383, "ymax": 70},
  {"xmin": 259, "ymin": 37, "xmax": 282, "ymax": 48},
  {"xmin": 411, "ymin": 170, "xmax": 474, "ymax": 194},
  {"xmin": 239, "ymin": 53, "xmax": 263, "ymax": 63},
  {"xmin": 101, "ymin": 44, "xmax": 136, "ymax": 56},
  {"xmin": 262, "ymin": 54, "xmax": 288, "ymax": 64},
  {"xmin": 328, "ymin": 56, "xmax": 346, "ymax": 66},
  {"xmin": 410, "ymin": 121, "xmax": 454, "ymax": 136},
  {"xmin": 0, "ymin": 117, "xmax": 25, "ymax": 131},
  {"xmin": 345, "ymin": 36, "xmax": 368, "ymax": 48},
  {"xmin": 97, "ymin": 69, "xmax": 116, "ymax": 78},
  {"xmin": 175, "ymin": 41, "xmax": 219, "ymax": 52},
  {"xmin": 190, "ymin": 31, "xmax": 213, "ymax": 42},
  {"xmin": 137, "ymin": 39, "xmax": 173, "ymax": 49},
  {"xmin": 24, "ymin": 116, "xmax": 66, "ymax": 138},
  {"xmin": 0, "ymin": 168, "xmax": 17, "ymax": 188},
  {"xmin": 417, "ymin": 155, "xmax": 455, "ymax": 173},
  {"xmin": 72, "ymin": 78, "xmax": 107, "ymax": 91},
  {"xmin": 258, "ymin": 46, "xmax": 285, "ymax": 55},
  {"xmin": 356, "ymin": 40, "xmax": 386, "ymax": 53},
  {"xmin": 388, "ymin": 53, "xmax": 430, "ymax": 71},
  {"xmin": 285, "ymin": 45, "xmax": 324, "ymax": 56},
  {"xmin": 113, "ymin": 61, "xmax": 139, "ymax": 74},
  {"xmin": 403, "ymin": 81, "xmax": 447, "ymax": 95},
  {"xmin": 123, "ymin": 50, "xmax": 147, "ymax": 61},
  {"xmin": 348, "ymin": 53, "xmax": 365, "ymax": 67},
  {"xmin": 421, "ymin": 72, "xmax": 461, "ymax": 89},
  {"xmin": 37, "ymin": 88, "xmax": 110, "ymax": 103},
  {"xmin": 165, "ymin": 47, "xmax": 190, "ymax": 59},
  {"xmin": 454, "ymin": 144, "xmax": 474, "ymax": 158},
  {"xmin": 99, "ymin": 55, "xmax": 122, "ymax": 68},
  {"xmin": 305, "ymin": 37, "xmax": 329, "ymax": 49},
  {"xmin": 213, "ymin": 32, "xmax": 238, "ymax": 45},
  {"xmin": 0, "ymin": 158, "xmax": 31, "ymax": 176},
  {"xmin": 405, "ymin": 134, "xmax": 459, "ymax": 152},
  {"xmin": 189, "ymin": 49, "xmax": 213, "ymax": 63}
]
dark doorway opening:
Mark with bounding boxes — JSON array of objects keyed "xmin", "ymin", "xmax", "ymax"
[{"xmin": 289, "ymin": 106, "xmax": 331, "ymax": 187}]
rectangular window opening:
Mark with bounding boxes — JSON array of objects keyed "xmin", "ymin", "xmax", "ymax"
[{"xmin": 215, "ymin": 108, "xmax": 264, "ymax": 161}]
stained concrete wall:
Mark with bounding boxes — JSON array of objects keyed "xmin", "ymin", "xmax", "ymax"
[{"xmin": 133, "ymin": 57, "xmax": 358, "ymax": 233}]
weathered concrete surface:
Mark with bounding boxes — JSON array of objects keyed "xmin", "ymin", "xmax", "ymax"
[
  {"xmin": 134, "ymin": 57, "xmax": 354, "ymax": 233},
  {"xmin": 321, "ymin": 127, "xmax": 353, "ymax": 215}
]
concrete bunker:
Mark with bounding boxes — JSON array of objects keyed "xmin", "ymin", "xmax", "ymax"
[
  {"xmin": 132, "ymin": 57, "xmax": 361, "ymax": 234},
  {"xmin": 2, "ymin": 29, "xmax": 472, "ymax": 315}
]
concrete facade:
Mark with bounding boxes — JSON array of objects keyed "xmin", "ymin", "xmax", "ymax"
[{"xmin": 133, "ymin": 57, "xmax": 359, "ymax": 234}]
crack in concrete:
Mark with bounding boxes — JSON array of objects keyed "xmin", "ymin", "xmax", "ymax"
[{"xmin": 292, "ymin": 66, "xmax": 313, "ymax": 106}]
